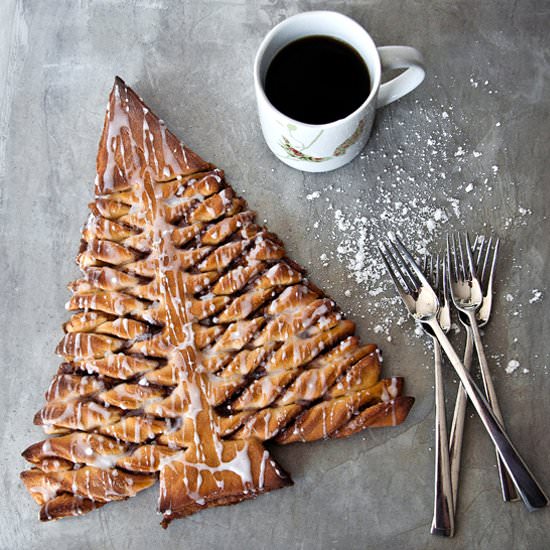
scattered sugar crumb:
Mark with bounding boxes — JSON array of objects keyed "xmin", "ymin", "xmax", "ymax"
[
  {"xmin": 306, "ymin": 191, "xmax": 320, "ymax": 200},
  {"xmin": 505, "ymin": 360, "xmax": 520, "ymax": 374},
  {"xmin": 465, "ymin": 183, "xmax": 474, "ymax": 193},
  {"xmin": 447, "ymin": 197, "xmax": 461, "ymax": 218},
  {"xmin": 529, "ymin": 289, "xmax": 542, "ymax": 304}
]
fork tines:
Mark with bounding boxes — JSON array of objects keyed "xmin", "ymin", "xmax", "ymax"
[
  {"xmin": 379, "ymin": 235, "xmax": 431, "ymax": 295},
  {"xmin": 447, "ymin": 233, "xmax": 478, "ymax": 282},
  {"xmin": 472, "ymin": 235, "xmax": 500, "ymax": 290},
  {"xmin": 423, "ymin": 254, "xmax": 443, "ymax": 299}
]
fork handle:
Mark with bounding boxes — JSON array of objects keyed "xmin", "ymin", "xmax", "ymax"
[
  {"xmin": 449, "ymin": 326, "xmax": 474, "ymax": 511},
  {"xmin": 427, "ymin": 319, "xmax": 549, "ymax": 511},
  {"xmin": 431, "ymin": 339, "xmax": 454, "ymax": 537},
  {"xmin": 467, "ymin": 314, "xmax": 519, "ymax": 502}
]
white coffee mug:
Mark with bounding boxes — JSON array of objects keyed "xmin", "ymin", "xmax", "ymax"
[{"xmin": 254, "ymin": 11, "xmax": 425, "ymax": 172}]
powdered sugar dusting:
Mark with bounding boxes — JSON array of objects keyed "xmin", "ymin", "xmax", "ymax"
[
  {"xmin": 300, "ymin": 90, "xmax": 543, "ymax": 346},
  {"xmin": 302, "ymin": 99, "xmax": 500, "ymax": 334}
]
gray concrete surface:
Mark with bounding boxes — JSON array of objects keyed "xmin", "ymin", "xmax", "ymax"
[{"xmin": 1, "ymin": 1, "xmax": 549, "ymax": 548}]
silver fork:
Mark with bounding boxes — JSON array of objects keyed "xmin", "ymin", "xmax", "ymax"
[
  {"xmin": 421, "ymin": 256, "xmax": 454, "ymax": 536},
  {"xmin": 447, "ymin": 234, "xmax": 517, "ymax": 502},
  {"xmin": 379, "ymin": 234, "xmax": 548, "ymax": 512},
  {"xmin": 449, "ymin": 236, "xmax": 519, "ymax": 509}
]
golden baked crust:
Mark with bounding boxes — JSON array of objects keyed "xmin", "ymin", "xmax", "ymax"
[{"xmin": 21, "ymin": 77, "xmax": 413, "ymax": 526}]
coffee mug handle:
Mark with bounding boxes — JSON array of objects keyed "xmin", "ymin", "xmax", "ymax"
[{"xmin": 376, "ymin": 46, "xmax": 425, "ymax": 108}]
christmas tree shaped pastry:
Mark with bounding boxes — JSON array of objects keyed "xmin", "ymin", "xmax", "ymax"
[{"xmin": 21, "ymin": 78, "xmax": 414, "ymax": 526}]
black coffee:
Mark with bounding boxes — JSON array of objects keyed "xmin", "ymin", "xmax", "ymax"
[{"xmin": 265, "ymin": 35, "xmax": 371, "ymax": 125}]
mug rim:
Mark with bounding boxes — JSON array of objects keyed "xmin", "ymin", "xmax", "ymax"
[{"xmin": 253, "ymin": 10, "xmax": 382, "ymax": 130}]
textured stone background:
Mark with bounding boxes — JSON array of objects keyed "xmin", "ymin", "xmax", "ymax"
[{"xmin": 1, "ymin": 1, "xmax": 549, "ymax": 548}]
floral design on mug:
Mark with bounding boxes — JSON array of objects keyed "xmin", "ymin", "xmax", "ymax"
[
  {"xmin": 278, "ymin": 118, "xmax": 368, "ymax": 163},
  {"xmin": 279, "ymin": 136, "xmax": 330, "ymax": 162},
  {"xmin": 278, "ymin": 123, "xmax": 330, "ymax": 162},
  {"xmin": 333, "ymin": 118, "xmax": 367, "ymax": 156}
]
